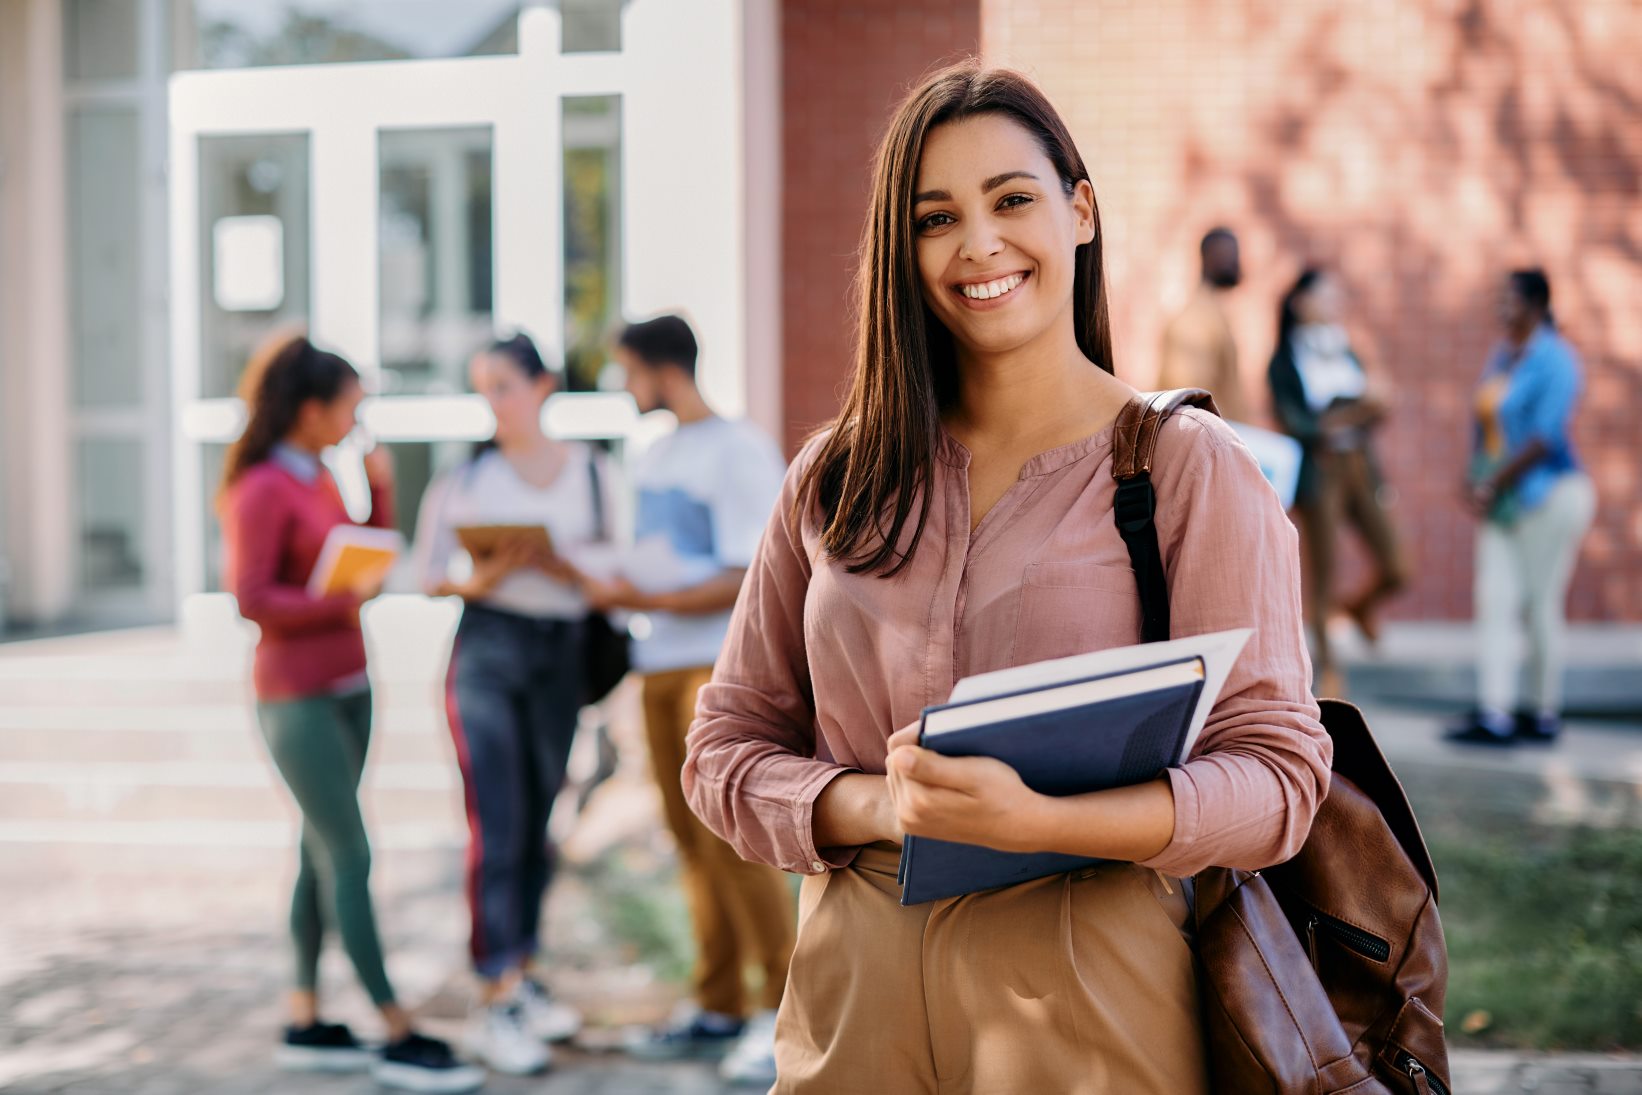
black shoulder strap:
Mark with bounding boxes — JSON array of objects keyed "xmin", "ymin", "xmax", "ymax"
[
  {"xmin": 587, "ymin": 447, "xmax": 606, "ymax": 541},
  {"xmin": 1111, "ymin": 389, "xmax": 1219, "ymax": 643}
]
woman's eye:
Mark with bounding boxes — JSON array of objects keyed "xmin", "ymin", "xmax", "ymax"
[
  {"xmin": 917, "ymin": 211, "xmax": 954, "ymax": 232},
  {"xmin": 999, "ymin": 193, "xmax": 1034, "ymax": 210}
]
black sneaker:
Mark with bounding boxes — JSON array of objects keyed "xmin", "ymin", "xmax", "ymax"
[
  {"xmin": 625, "ymin": 1010, "xmax": 746, "ymax": 1061},
  {"xmin": 372, "ymin": 1032, "xmax": 486, "ymax": 1093},
  {"xmin": 1513, "ymin": 709, "xmax": 1562, "ymax": 744},
  {"xmin": 1443, "ymin": 710, "xmax": 1516, "ymax": 746},
  {"xmin": 275, "ymin": 1021, "xmax": 373, "ymax": 1072}
]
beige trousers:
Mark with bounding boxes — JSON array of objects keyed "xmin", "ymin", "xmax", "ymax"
[
  {"xmin": 1476, "ymin": 472, "xmax": 1597, "ymax": 714},
  {"xmin": 641, "ymin": 666, "xmax": 795, "ymax": 1017},
  {"xmin": 773, "ymin": 843, "xmax": 1209, "ymax": 1094}
]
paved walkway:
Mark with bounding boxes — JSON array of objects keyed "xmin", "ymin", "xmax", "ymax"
[{"xmin": 1, "ymin": 600, "xmax": 1638, "ymax": 1093}]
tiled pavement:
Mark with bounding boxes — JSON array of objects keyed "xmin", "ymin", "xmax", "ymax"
[{"xmin": 1, "ymin": 599, "xmax": 1639, "ymax": 1093}]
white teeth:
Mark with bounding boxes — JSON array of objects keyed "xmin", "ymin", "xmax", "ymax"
[{"xmin": 961, "ymin": 273, "xmax": 1025, "ymax": 300}]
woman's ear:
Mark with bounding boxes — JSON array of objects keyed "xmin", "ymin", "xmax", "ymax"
[{"xmin": 1071, "ymin": 179, "xmax": 1096, "ymax": 246}]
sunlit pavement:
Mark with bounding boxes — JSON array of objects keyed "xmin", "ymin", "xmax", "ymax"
[{"xmin": 1, "ymin": 602, "xmax": 1638, "ymax": 1093}]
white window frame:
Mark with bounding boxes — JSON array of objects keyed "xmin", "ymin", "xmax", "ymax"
[{"xmin": 168, "ymin": 0, "xmax": 752, "ymax": 600}]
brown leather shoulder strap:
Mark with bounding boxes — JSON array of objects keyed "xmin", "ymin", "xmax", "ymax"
[
  {"xmin": 1110, "ymin": 388, "xmax": 1222, "ymax": 643},
  {"xmin": 1111, "ymin": 388, "xmax": 1220, "ymax": 481}
]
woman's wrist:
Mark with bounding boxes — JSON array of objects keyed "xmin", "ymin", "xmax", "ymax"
[{"xmin": 813, "ymin": 772, "xmax": 897, "ymax": 849}]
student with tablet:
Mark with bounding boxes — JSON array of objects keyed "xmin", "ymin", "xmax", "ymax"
[
  {"xmin": 409, "ymin": 334, "xmax": 619, "ymax": 1076},
  {"xmin": 219, "ymin": 333, "xmax": 481, "ymax": 1093},
  {"xmin": 682, "ymin": 65, "xmax": 1331, "ymax": 1093}
]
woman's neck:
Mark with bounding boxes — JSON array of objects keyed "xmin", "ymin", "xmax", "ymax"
[
  {"xmin": 496, "ymin": 430, "xmax": 556, "ymax": 458},
  {"xmin": 1507, "ymin": 318, "xmax": 1543, "ymax": 351},
  {"xmin": 279, "ymin": 433, "xmax": 324, "ymax": 456},
  {"xmin": 946, "ymin": 320, "xmax": 1122, "ymax": 448}
]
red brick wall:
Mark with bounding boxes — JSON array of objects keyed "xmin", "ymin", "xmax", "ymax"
[
  {"xmin": 779, "ymin": 0, "xmax": 981, "ymax": 447},
  {"xmin": 977, "ymin": 0, "xmax": 1642, "ymax": 620},
  {"xmin": 779, "ymin": 0, "xmax": 1642, "ymax": 620}
]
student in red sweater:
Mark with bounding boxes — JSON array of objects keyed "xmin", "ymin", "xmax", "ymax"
[{"xmin": 219, "ymin": 333, "xmax": 483, "ymax": 1093}]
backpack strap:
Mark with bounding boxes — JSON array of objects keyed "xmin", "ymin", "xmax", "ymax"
[
  {"xmin": 587, "ymin": 446, "xmax": 607, "ymax": 541},
  {"xmin": 1111, "ymin": 389, "xmax": 1219, "ymax": 643}
]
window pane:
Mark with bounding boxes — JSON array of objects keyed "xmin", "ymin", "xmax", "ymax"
[
  {"xmin": 65, "ymin": 0, "xmax": 140, "ymax": 81},
  {"xmin": 563, "ymin": 96, "xmax": 621, "ymax": 391},
  {"xmin": 562, "ymin": 0, "xmax": 621, "ymax": 53},
  {"xmin": 79, "ymin": 438, "xmax": 146, "ymax": 591},
  {"xmin": 198, "ymin": 134, "xmax": 311, "ymax": 399},
  {"xmin": 190, "ymin": 1, "xmax": 523, "ymax": 69},
  {"xmin": 200, "ymin": 443, "xmax": 229, "ymax": 593},
  {"xmin": 68, "ymin": 108, "xmax": 142, "ymax": 408},
  {"xmin": 379, "ymin": 127, "xmax": 494, "ymax": 396}
]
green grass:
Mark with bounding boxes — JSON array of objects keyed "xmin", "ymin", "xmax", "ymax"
[{"xmin": 1402, "ymin": 768, "xmax": 1642, "ymax": 1051}]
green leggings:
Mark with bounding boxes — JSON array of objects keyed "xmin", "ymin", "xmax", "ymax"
[{"xmin": 256, "ymin": 688, "xmax": 396, "ymax": 1007}]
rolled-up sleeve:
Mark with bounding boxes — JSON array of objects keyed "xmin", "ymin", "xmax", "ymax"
[
  {"xmin": 1137, "ymin": 413, "xmax": 1332, "ymax": 877},
  {"xmin": 682, "ymin": 448, "xmax": 856, "ymax": 873},
  {"xmin": 1521, "ymin": 346, "xmax": 1581, "ymax": 451}
]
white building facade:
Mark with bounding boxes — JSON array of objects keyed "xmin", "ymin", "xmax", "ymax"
[{"xmin": 0, "ymin": 0, "xmax": 781, "ymax": 632}]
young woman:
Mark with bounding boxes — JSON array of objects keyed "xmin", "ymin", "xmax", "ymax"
[
  {"xmin": 1448, "ymin": 269, "xmax": 1594, "ymax": 745},
  {"xmin": 681, "ymin": 64, "xmax": 1332, "ymax": 1093},
  {"xmin": 410, "ymin": 334, "xmax": 618, "ymax": 1075},
  {"xmin": 1268, "ymin": 268, "xmax": 1406, "ymax": 694},
  {"xmin": 220, "ymin": 333, "xmax": 482, "ymax": 1093}
]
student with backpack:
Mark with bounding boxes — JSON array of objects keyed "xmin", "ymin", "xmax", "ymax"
[
  {"xmin": 679, "ymin": 64, "xmax": 1333, "ymax": 1092},
  {"xmin": 410, "ymin": 334, "xmax": 620, "ymax": 1076}
]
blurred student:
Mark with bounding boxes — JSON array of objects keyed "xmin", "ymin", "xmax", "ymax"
[
  {"xmin": 1447, "ymin": 270, "xmax": 1594, "ymax": 746},
  {"xmin": 580, "ymin": 315, "xmax": 793, "ymax": 1087},
  {"xmin": 410, "ymin": 334, "xmax": 619, "ymax": 1075},
  {"xmin": 680, "ymin": 65, "xmax": 1326, "ymax": 1093},
  {"xmin": 220, "ymin": 333, "xmax": 482, "ymax": 1093},
  {"xmin": 1159, "ymin": 227, "xmax": 1249, "ymax": 422},
  {"xmin": 1268, "ymin": 268, "xmax": 1405, "ymax": 696}
]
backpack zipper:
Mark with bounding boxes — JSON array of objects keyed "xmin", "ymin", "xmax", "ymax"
[
  {"xmin": 1399, "ymin": 1054, "xmax": 1447, "ymax": 1095},
  {"xmin": 1306, "ymin": 911, "xmax": 1392, "ymax": 963}
]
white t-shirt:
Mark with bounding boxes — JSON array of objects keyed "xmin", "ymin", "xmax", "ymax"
[
  {"xmin": 1292, "ymin": 323, "xmax": 1368, "ymax": 413},
  {"xmin": 626, "ymin": 416, "xmax": 787, "ymax": 674},
  {"xmin": 412, "ymin": 444, "xmax": 623, "ymax": 620}
]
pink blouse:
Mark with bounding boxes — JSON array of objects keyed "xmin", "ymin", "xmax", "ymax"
[{"xmin": 682, "ymin": 408, "xmax": 1330, "ymax": 879}]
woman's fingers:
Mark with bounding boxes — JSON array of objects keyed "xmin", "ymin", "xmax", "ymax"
[{"xmin": 890, "ymin": 746, "xmax": 987, "ymax": 793}]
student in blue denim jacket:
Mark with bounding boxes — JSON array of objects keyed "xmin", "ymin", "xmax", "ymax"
[{"xmin": 1448, "ymin": 269, "xmax": 1596, "ymax": 745}]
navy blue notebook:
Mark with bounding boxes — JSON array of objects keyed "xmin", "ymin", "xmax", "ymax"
[{"xmin": 897, "ymin": 658, "xmax": 1205, "ymax": 906}]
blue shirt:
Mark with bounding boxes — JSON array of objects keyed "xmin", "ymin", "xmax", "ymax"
[{"xmin": 1476, "ymin": 324, "xmax": 1583, "ymax": 512}]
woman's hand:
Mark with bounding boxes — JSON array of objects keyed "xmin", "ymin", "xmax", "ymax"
[
  {"xmin": 1464, "ymin": 478, "xmax": 1498, "ymax": 518},
  {"xmin": 534, "ymin": 550, "xmax": 581, "ymax": 586},
  {"xmin": 884, "ymin": 725, "xmax": 1049, "ymax": 853},
  {"xmin": 466, "ymin": 542, "xmax": 534, "ymax": 599},
  {"xmin": 362, "ymin": 441, "xmax": 395, "ymax": 490},
  {"xmin": 583, "ymin": 576, "xmax": 649, "ymax": 612}
]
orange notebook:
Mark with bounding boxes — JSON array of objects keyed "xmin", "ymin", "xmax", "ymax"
[{"xmin": 306, "ymin": 526, "xmax": 403, "ymax": 598}]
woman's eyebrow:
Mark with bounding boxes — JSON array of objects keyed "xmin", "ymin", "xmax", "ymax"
[
  {"xmin": 983, "ymin": 170, "xmax": 1038, "ymax": 191},
  {"xmin": 913, "ymin": 170, "xmax": 1041, "ymax": 205}
]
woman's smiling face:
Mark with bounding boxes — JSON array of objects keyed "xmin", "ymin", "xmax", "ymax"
[{"xmin": 912, "ymin": 112, "xmax": 1095, "ymax": 362}]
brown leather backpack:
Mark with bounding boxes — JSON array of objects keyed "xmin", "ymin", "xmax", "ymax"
[{"xmin": 1113, "ymin": 389, "xmax": 1452, "ymax": 1095}]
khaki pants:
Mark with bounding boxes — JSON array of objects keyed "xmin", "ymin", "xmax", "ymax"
[
  {"xmin": 641, "ymin": 666, "xmax": 796, "ymax": 1017},
  {"xmin": 1476, "ymin": 473, "xmax": 1596, "ymax": 715},
  {"xmin": 1297, "ymin": 447, "xmax": 1407, "ymax": 676},
  {"xmin": 774, "ymin": 843, "xmax": 1209, "ymax": 1094}
]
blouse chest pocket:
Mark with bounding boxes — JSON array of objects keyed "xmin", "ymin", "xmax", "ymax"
[{"xmin": 1011, "ymin": 560, "xmax": 1142, "ymax": 664}]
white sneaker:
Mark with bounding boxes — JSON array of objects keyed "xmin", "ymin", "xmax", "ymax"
[
  {"xmin": 463, "ymin": 1002, "xmax": 550, "ymax": 1076},
  {"xmin": 516, "ymin": 977, "xmax": 582, "ymax": 1043},
  {"xmin": 719, "ymin": 1009, "xmax": 779, "ymax": 1086}
]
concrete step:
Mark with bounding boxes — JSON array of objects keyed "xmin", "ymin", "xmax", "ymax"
[
  {"xmin": 0, "ymin": 771, "xmax": 463, "ymax": 827},
  {"xmin": 0, "ymin": 716, "xmax": 456, "ymax": 765}
]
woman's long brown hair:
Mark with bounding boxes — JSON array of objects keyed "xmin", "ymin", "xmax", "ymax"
[
  {"xmin": 217, "ymin": 332, "xmax": 359, "ymax": 504},
  {"xmin": 797, "ymin": 62, "xmax": 1114, "ymax": 577}
]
